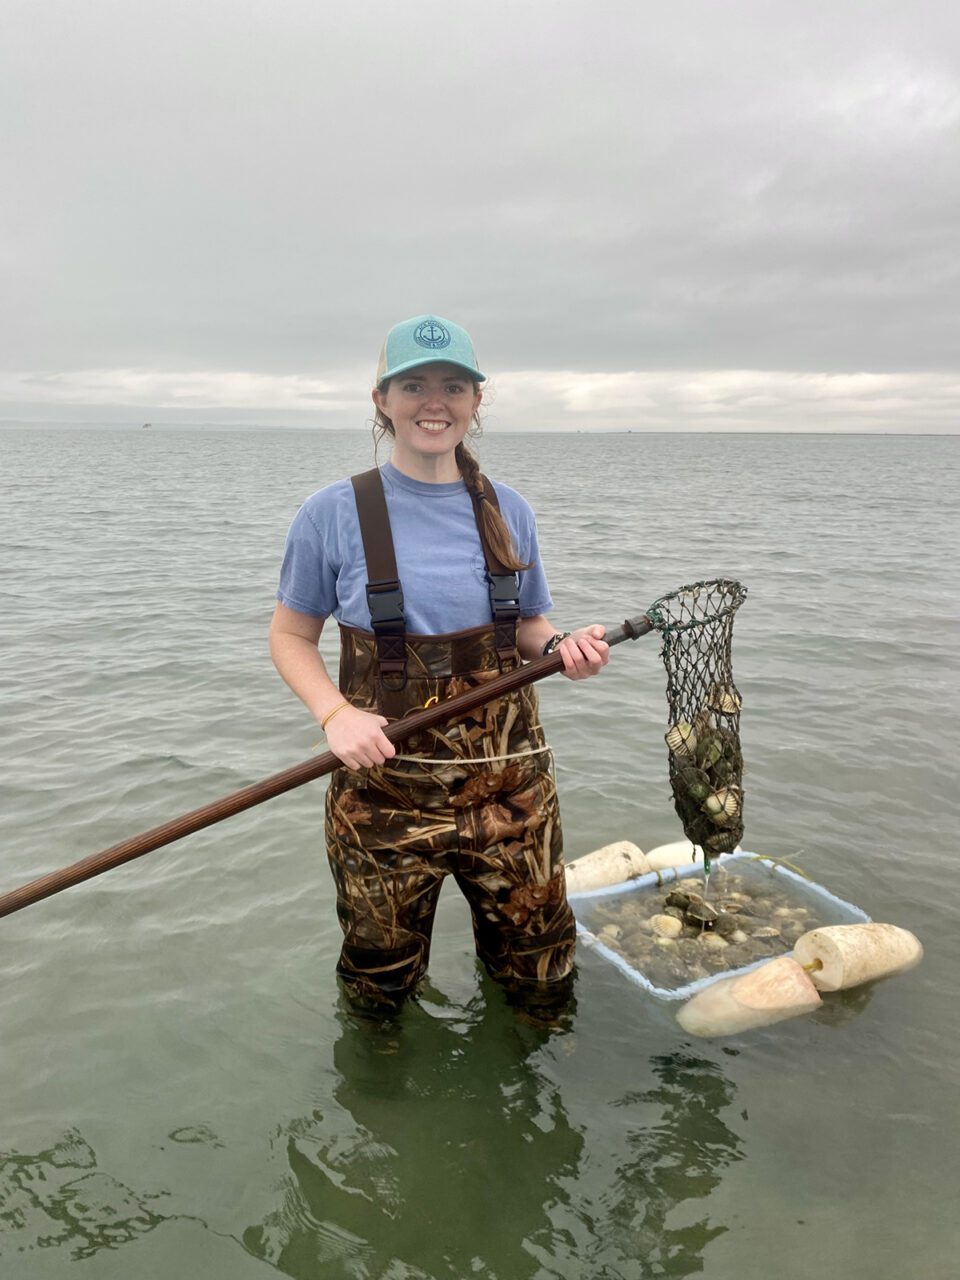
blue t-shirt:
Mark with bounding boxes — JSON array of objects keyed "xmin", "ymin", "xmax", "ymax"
[{"xmin": 277, "ymin": 462, "xmax": 553, "ymax": 634}]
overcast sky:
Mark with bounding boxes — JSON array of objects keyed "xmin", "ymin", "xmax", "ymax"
[{"xmin": 3, "ymin": 0, "xmax": 959, "ymax": 430}]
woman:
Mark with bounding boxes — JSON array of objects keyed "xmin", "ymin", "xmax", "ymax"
[{"xmin": 270, "ymin": 314, "xmax": 608, "ymax": 1012}]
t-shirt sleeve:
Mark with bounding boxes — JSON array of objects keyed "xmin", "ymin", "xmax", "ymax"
[
  {"xmin": 498, "ymin": 486, "xmax": 553, "ymax": 617},
  {"xmin": 276, "ymin": 502, "xmax": 338, "ymax": 619}
]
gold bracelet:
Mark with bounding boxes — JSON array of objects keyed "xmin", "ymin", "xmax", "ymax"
[{"xmin": 320, "ymin": 700, "xmax": 350, "ymax": 731}]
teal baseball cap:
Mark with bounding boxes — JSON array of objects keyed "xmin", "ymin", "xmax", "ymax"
[{"xmin": 375, "ymin": 314, "xmax": 486, "ymax": 387}]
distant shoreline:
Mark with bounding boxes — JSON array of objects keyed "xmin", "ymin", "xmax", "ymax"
[{"xmin": 1, "ymin": 421, "xmax": 958, "ymax": 438}]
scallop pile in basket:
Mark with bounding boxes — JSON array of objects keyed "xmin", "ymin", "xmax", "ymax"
[{"xmin": 589, "ymin": 869, "xmax": 823, "ymax": 991}]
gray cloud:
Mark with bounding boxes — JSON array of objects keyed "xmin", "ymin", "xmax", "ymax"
[{"xmin": 3, "ymin": 0, "xmax": 959, "ymax": 427}]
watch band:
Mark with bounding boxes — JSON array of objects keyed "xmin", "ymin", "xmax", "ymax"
[{"xmin": 541, "ymin": 631, "xmax": 571, "ymax": 656}]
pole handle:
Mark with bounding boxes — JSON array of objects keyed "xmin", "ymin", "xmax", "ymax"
[{"xmin": 0, "ymin": 614, "xmax": 654, "ymax": 920}]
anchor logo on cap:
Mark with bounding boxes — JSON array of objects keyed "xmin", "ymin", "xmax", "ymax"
[{"xmin": 414, "ymin": 319, "xmax": 451, "ymax": 350}]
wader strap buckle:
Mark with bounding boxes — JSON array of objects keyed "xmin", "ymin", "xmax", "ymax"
[
  {"xmin": 488, "ymin": 572, "xmax": 521, "ymax": 667},
  {"xmin": 352, "ymin": 469, "xmax": 409, "ymax": 690},
  {"xmin": 367, "ymin": 580, "xmax": 404, "ymax": 629},
  {"xmin": 488, "ymin": 572, "xmax": 520, "ymax": 619},
  {"xmin": 366, "ymin": 580, "xmax": 407, "ymax": 689}
]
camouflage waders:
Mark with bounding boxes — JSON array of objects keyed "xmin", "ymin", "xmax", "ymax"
[{"xmin": 325, "ymin": 624, "xmax": 576, "ymax": 1010}]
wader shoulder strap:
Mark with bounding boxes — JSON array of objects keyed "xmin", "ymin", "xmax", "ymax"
[
  {"xmin": 351, "ymin": 469, "xmax": 407, "ymax": 688},
  {"xmin": 468, "ymin": 476, "xmax": 520, "ymax": 665},
  {"xmin": 352, "ymin": 467, "xmax": 520, "ymax": 684}
]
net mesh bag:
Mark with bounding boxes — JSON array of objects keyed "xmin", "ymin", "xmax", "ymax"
[{"xmin": 645, "ymin": 579, "xmax": 748, "ymax": 870}]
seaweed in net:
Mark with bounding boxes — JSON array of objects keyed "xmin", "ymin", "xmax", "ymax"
[{"xmin": 646, "ymin": 579, "xmax": 748, "ymax": 875}]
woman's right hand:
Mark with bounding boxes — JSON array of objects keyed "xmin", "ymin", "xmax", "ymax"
[{"xmin": 323, "ymin": 705, "xmax": 396, "ymax": 770}]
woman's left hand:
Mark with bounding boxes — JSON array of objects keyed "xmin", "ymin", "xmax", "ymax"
[{"xmin": 557, "ymin": 625, "xmax": 609, "ymax": 680}]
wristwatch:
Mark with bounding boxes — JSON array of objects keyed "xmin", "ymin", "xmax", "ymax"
[{"xmin": 541, "ymin": 631, "xmax": 571, "ymax": 656}]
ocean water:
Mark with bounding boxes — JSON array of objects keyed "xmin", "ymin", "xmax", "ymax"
[{"xmin": 1, "ymin": 425, "xmax": 958, "ymax": 1279}]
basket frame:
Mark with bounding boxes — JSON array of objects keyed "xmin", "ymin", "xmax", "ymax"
[{"xmin": 569, "ymin": 850, "xmax": 871, "ymax": 1001}]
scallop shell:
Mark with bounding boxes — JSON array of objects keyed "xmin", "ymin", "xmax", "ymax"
[
  {"xmin": 707, "ymin": 684, "xmax": 742, "ymax": 715},
  {"xmin": 665, "ymin": 721, "xmax": 698, "ymax": 759},
  {"xmin": 692, "ymin": 708, "xmax": 715, "ymax": 736},
  {"xmin": 665, "ymin": 889, "xmax": 692, "ymax": 910},
  {"xmin": 714, "ymin": 912, "xmax": 739, "ymax": 938},
  {"xmin": 705, "ymin": 830, "xmax": 740, "ymax": 853},
  {"xmin": 651, "ymin": 914, "xmax": 683, "ymax": 939},
  {"xmin": 701, "ymin": 787, "xmax": 742, "ymax": 824}
]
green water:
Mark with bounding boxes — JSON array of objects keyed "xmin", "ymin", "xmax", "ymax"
[{"xmin": 1, "ymin": 427, "xmax": 957, "ymax": 1278}]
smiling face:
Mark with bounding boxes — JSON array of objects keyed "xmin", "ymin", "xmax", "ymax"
[{"xmin": 372, "ymin": 362, "xmax": 483, "ymax": 482}]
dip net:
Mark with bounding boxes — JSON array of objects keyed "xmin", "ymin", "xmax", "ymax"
[{"xmin": 646, "ymin": 579, "xmax": 748, "ymax": 872}]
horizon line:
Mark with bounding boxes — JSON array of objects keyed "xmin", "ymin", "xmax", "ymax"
[{"xmin": 2, "ymin": 419, "xmax": 958, "ymax": 438}]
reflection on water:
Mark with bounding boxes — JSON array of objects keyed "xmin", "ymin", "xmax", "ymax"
[
  {"xmin": 0, "ymin": 1130, "xmax": 164, "ymax": 1260},
  {"xmin": 812, "ymin": 981, "xmax": 876, "ymax": 1027},
  {"xmin": 598, "ymin": 1054, "xmax": 745, "ymax": 1276},
  {"xmin": 244, "ymin": 983, "xmax": 582, "ymax": 1279},
  {"xmin": 243, "ymin": 987, "xmax": 745, "ymax": 1279}
]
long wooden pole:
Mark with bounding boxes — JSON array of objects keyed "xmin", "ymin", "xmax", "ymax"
[{"xmin": 0, "ymin": 616, "xmax": 653, "ymax": 920}]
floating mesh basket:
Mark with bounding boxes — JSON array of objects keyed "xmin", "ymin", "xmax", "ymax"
[
  {"xmin": 570, "ymin": 852, "xmax": 870, "ymax": 1001},
  {"xmin": 647, "ymin": 579, "xmax": 747, "ymax": 868}
]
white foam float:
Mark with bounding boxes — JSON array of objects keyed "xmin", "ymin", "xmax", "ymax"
[
  {"xmin": 564, "ymin": 841, "xmax": 649, "ymax": 893},
  {"xmin": 793, "ymin": 923, "xmax": 923, "ymax": 992},
  {"xmin": 645, "ymin": 839, "xmax": 707, "ymax": 872},
  {"xmin": 676, "ymin": 955, "xmax": 822, "ymax": 1038}
]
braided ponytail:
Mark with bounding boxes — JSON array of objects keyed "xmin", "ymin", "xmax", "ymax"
[{"xmin": 455, "ymin": 442, "xmax": 531, "ymax": 572}]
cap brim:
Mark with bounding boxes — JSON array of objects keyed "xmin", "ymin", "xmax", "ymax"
[{"xmin": 377, "ymin": 356, "xmax": 486, "ymax": 387}]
